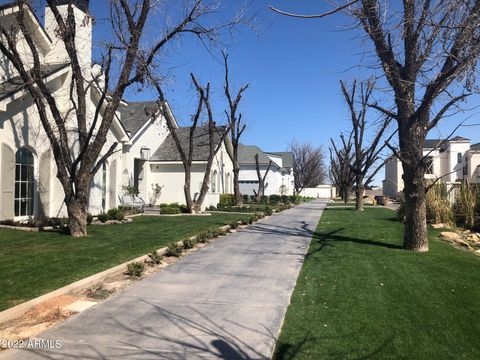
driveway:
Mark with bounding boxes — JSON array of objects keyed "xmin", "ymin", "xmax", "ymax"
[{"xmin": 2, "ymin": 200, "xmax": 326, "ymax": 360}]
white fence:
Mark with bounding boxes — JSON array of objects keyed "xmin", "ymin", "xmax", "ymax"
[{"xmin": 300, "ymin": 185, "xmax": 336, "ymax": 199}]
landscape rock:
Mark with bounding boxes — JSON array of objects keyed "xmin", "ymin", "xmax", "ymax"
[
  {"xmin": 439, "ymin": 232, "xmax": 461, "ymax": 241},
  {"xmin": 432, "ymin": 223, "xmax": 447, "ymax": 229}
]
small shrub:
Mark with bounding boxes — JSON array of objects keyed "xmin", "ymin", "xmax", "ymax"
[
  {"xmin": 269, "ymin": 195, "xmax": 281, "ymax": 205},
  {"xmin": 453, "ymin": 182, "xmax": 479, "ymax": 228},
  {"xmin": 426, "ymin": 183, "xmax": 453, "ymax": 225},
  {"xmin": 165, "ymin": 243, "xmax": 183, "ymax": 257},
  {"xmin": 85, "ymin": 285, "xmax": 112, "ymax": 299},
  {"xmin": 97, "ymin": 212, "xmax": 109, "ymax": 223},
  {"xmin": 106, "ymin": 208, "xmax": 125, "ymax": 221},
  {"xmin": 86, "ymin": 213, "xmax": 93, "ymax": 225},
  {"xmin": 126, "ymin": 262, "xmax": 145, "ymax": 277},
  {"xmin": 183, "ymin": 238, "xmax": 197, "ymax": 249},
  {"xmin": 248, "ymin": 217, "xmax": 254, "ymax": 224},
  {"xmin": 207, "ymin": 205, "xmax": 217, "ymax": 211},
  {"xmin": 148, "ymin": 250, "xmax": 163, "ymax": 265},
  {"xmin": 160, "ymin": 203, "xmax": 181, "ymax": 214},
  {"xmin": 281, "ymin": 195, "xmax": 289, "ymax": 204},
  {"xmin": 242, "ymin": 195, "xmax": 250, "ymax": 204},
  {"xmin": 220, "ymin": 194, "xmax": 235, "ymax": 207},
  {"xmin": 264, "ymin": 206, "xmax": 273, "ymax": 216},
  {"xmin": 260, "ymin": 195, "xmax": 269, "ymax": 204},
  {"xmin": 196, "ymin": 231, "xmax": 210, "ymax": 243},
  {"xmin": 229, "ymin": 221, "xmax": 239, "ymax": 229}
]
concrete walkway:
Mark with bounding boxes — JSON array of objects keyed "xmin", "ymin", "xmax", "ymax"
[{"xmin": 3, "ymin": 200, "xmax": 326, "ymax": 360}]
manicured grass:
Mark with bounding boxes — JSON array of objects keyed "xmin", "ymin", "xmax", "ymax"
[
  {"xmin": 0, "ymin": 214, "xmax": 250, "ymax": 311},
  {"xmin": 274, "ymin": 208, "xmax": 480, "ymax": 359}
]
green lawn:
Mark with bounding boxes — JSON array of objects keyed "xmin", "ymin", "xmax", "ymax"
[
  {"xmin": 274, "ymin": 208, "xmax": 480, "ymax": 359},
  {"xmin": 0, "ymin": 214, "xmax": 250, "ymax": 311}
]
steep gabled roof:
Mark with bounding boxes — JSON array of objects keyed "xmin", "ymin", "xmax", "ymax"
[
  {"xmin": 238, "ymin": 144, "xmax": 272, "ymax": 165},
  {"xmin": 150, "ymin": 126, "xmax": 226, "ymax": 162},
  {"xmin": 0, "ymin": 63, "xmax": 69, "ymax": 101},
  {"xmin": 267, "ymin": 151, "xmax": 294, "ymax": 168},
  {"xmin": 471, "ymin": 143, "xmax": 480, "ymax": 151},
  {"xmin": 119, "ymin": 101, "xmax": 160, "ymax": 136}
]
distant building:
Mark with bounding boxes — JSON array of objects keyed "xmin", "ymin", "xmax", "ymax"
[
  {"xmin": 383, "ymin": 136, "xmax": 480, "ymax": 199},
  {"xmin": 237, "ymin": 144, "xmax": 295, "ymax": 196}
]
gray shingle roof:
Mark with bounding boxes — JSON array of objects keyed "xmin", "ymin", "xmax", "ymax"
[
  {"xmin": 423, "ymin": 139, "xmax": 446, "ymax": 149},
  {"xmin": 267, "ymin": 151, "xmax": 293, "ymax": 168},
  {"xmin": 119, "ymin": 101, "xmax": 160, "ymax": 136},
  {"xmin": 424, "ymin": 137, "xmax": 470, "ymax": 151},
  {"xmin": 0, "ymin": 63, "xmax": 69, "ymax": 101},
  {"xmin": 150, "ymin": 126, "xmax": 225, "ymax": 161},
  {"xmin": 238, "ymin": 144, "xmax": 272, "ymax": 165},
  {"xmin": 471, "ymin": 143, "xmax": 480, "ymax": 151}
]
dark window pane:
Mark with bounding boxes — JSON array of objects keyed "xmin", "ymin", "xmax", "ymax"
[
  {"xmin": 20, "ymin": 201, "xmax": 26, "ymax": 216},
  {"xmin": 21, "ymin": 183, "xmax": 27, "ymax": 197},
  {"xmin": 15, "ymin": 165, "xmax": 20, "ymax": 179},
  {"xmin": 15, "ymin": 183, "xmax": 20, "ymax": 198},
  {"xmin": 15, "ymin": 200, "xmax": 20, "ymax": 216},
  {"xmin": 21, "ymin": 165, "xmax": 28, "ymax": 181},
  {"xmin": 27, "ymin": 165, "xmax": 34, "ymax": 181},
  {"xmin": 26, "ymin": 151, "xmax": 34, "ymax": 165}
]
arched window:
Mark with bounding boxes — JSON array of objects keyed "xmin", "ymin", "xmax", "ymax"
[
  {"xmin": 15, "ymin": 148, "xmax": 34, "ymax": 217},
  {"xmin": 226, "ymin": 173, "xmax": 231, "ymax": 193},
  {"xmin": 211, "ymin": 170, "xmax": 217, "ymax": 193}
]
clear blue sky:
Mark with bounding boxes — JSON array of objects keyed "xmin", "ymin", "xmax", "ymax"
[{"xmin": 10, "ymin": 1, "xmax": 480, "ymax": 185}]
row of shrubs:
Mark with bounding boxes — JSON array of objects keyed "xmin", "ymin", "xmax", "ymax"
[
  {"xmin": 0, "ymin": 217, "xmax": 69, "ymax": 229},
  {"xmin": 398, "ymin": 182, "xmax": 480, "ymax": 230},
  {"xmin": 125, "ymin": 213, "xmax": 268, "ymax": 278},
  {"xmin": 159, "ymin": 203, "xmax": 190, "ymax": 214},
  {"xmin": 94, "ymin": 207, "xmax": 125, "ymax": 223},
  {"xmin": 208, "ymin": 202, "xmax": 293, "ymax": 214},
  {"xmin": 219, "ymin": 194, "xmax": 310, "ymax": 207}
]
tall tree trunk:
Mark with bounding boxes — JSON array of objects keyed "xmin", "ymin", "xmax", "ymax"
[
  {"xmin": 183, "ymin": 168, "xmax": 195, "ymax": 213},
  {"xmin": 355, "ymin": 175, "xmax": 364, "ymax": 211},
  {"xmin": 66, "ymin": 199, "xmax": 88, "ymax": 237},
  {"xmin": 233, "ymin": 164, "xmax": 242, "ymax": 206},
  {"xmin": 399, "ymin": 122, "xmax": 429, "ymax": 251},
  {"xmin": 344, "ymin": 188, "xmax": 350, "ymax": 205},
  {"xmin": 402, "ymin": 165, "xmax": 428, "ymax": 251}
]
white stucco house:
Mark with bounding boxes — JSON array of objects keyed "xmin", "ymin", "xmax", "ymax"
[
  {"xmin": 119, "ymin": 100, "xmax": 234, "ymax": 208},
  {"xmin": 383, "ymin": 136, "xmax": 480, "ymax": 199},
  {"xmin": 0, "ymin": 1, "xmax": 233, "ymax": 221},
  {"xmin": 237, "ymin": 144, "xmax": 295, "ymax": 196},
  {"xmin": 0, "ymin": 1, "xmax": 130, "ymax": 221}
]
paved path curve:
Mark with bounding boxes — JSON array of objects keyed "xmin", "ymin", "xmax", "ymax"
[{"xmin": 3, "ymin": 200, "xmax": 326, "ymax": 360}]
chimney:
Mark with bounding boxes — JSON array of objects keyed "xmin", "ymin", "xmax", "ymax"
[{"xmin": 45, "ymin": 0, "xmax": 92, "ymax": 73}]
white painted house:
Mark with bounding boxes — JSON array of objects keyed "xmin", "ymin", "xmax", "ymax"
[
  {"xmin": 0, "ymin": 1, "xmax": 129, "ymax": 220},
  {"xmin": 0, "ymin": 1, "xmax": 234, "ymax": 221},
  {"xmin": 383, "ymin": 136, "xmax": 480, "ymax": 199},
  {"xmin": 238, "ymin": 144, "xmax": 295, "ymax": 196}
]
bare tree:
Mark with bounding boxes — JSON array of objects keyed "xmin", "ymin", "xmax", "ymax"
[
  {"xmin": 0, "ymin": 0, "xmax": 240, "ymax": 236},
  {"xmin": 150, "ymin": 74, "xmax": 228, "ymax": 213},
  {"xmin": 340, "ymin": 79, "xmax": 393, "ymax": 211},
  {"xmin": 291, "ymin": 141, "xmax": 326, "ymax": 194},
  {"xmin": 253, "ymin": 154, "xmax": 272, "ymax": 201},
  {"xmin": 329, "ymin": 136, "xmax": 355, "ymax": 204},
  {"xmin": 223, "ymin": 52, "xmax": 249, "ymax": 207},
  {"xmin": 272, "ymin": 1, "xmax": 480, "ymax": 252}
]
